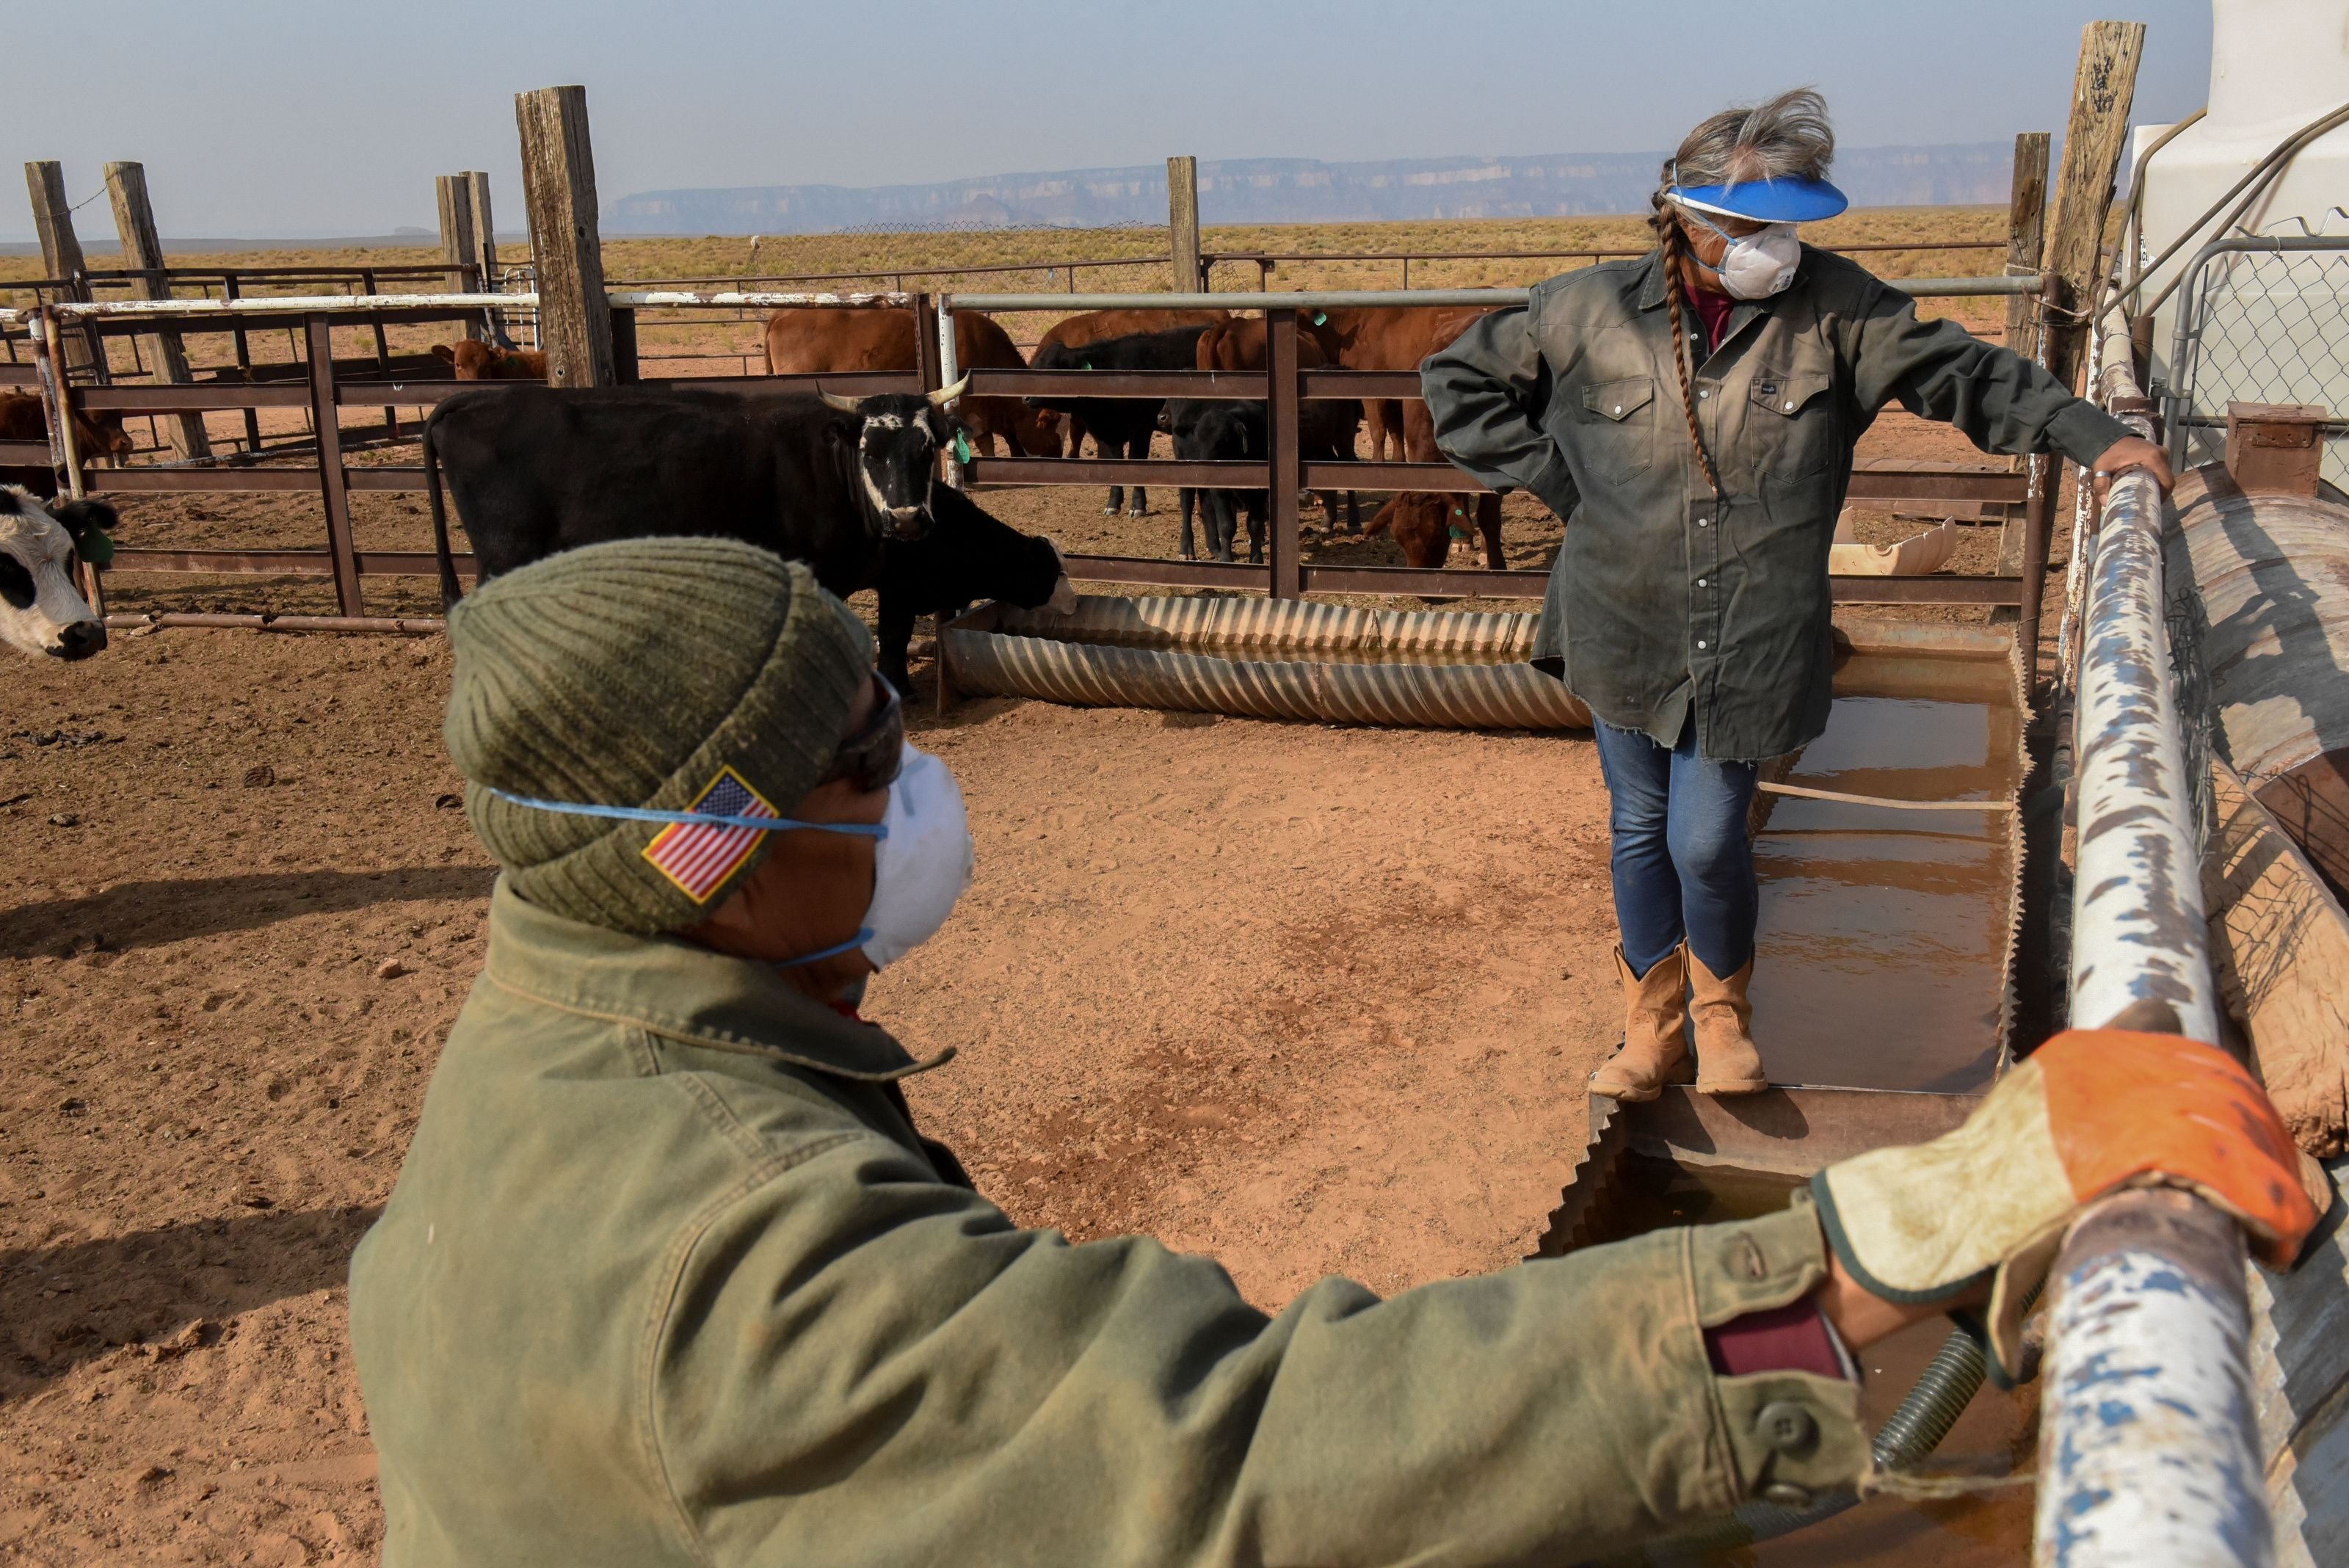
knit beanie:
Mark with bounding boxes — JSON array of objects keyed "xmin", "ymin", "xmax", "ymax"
[{"xmin": 442, "ymin": 537, "xmax": 874, "ymax": 934}]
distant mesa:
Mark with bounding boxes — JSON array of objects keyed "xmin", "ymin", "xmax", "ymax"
[{"xmin": 606, "ymin": 145, "xmax": 2015, "ymax": 236}]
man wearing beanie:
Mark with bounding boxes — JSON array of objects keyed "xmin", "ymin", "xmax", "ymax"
[{"xmin": 348, "ymin": 537, "xmax": 2316, "ymax": 1565}]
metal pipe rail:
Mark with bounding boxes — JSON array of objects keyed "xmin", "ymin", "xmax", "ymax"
[
  {"xmin": 2, "ymin": 289, "xmax": 915, "ymax": 326},
  {"xmin": 2041, "ymin": 357, "xmax": 2265, "ymax": 1566},
  {"xmin": 942, "ymin": 275, "xmax": 2043, "ymax": 319}
]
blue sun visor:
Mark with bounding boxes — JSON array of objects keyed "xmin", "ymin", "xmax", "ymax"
[{"xmin": 1669, "ymin": 175, "xmax": 1848, "ymax": 223}]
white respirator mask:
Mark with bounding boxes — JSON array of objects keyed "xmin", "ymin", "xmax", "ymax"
[
  {"xmin": 1681, "ymin": 206, "xmax": 1802, "ymax": 300},
  {"xmin": 858, "ymin": 742, "xmax": 974, "ymax": 969}
]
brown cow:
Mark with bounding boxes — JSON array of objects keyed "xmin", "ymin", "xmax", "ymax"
[
  {"xmin": 1364, "ymin": 399, "xmax": 1505, "ymax": 570},
  {"xmin": 432, "ymin": 341, "xmax": 548, "ymax": 380},
  {"xmin": 1311, "ymin": 307, "xmax": 1506, "ymax": 569},
  {"xmin": 1316, "ymin": 306, "xmax": 1495, "ymax": 460},
  {"xmin": 0, "ymin": 391, "xmax": 134, "ymax": 498},
  {"xmin": 1034, "ymin": 308, "xmax": 1230, "ymax": 458},
  {"xmin": 762, "ymin": 308, "xmax": 1059, "ymax": 459}
]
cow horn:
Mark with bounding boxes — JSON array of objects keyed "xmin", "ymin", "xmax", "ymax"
[
  {"xmin": 926, "ymin": 376, "xmax": 970, "ymax": 408},
  {"xmin": 818, "ymin": 391, "xmax": 865, "ymax": 413}
]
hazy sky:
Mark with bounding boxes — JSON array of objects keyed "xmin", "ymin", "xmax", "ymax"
[{"xmin": 10, "ymin": 0, "xmax": 2215, "ymax": 240}]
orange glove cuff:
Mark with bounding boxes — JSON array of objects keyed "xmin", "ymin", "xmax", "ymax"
[{"xmin": 2035, "ymin": 1028, "xmax": 2319, "ymax": 1267}]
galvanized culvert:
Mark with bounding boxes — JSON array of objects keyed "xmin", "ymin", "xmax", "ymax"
[{"xmin": 939, "ymin": 594, "xmax": 2011, "ymax": 732}]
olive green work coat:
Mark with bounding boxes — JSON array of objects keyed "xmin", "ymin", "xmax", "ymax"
[
  {"xmin": 349, "ymin": 881, "xmax": 1867, "ymax": 1566},
  {"xmin": 1421, "ymin": 248, "xmax": 2130, "ymax": 761}
]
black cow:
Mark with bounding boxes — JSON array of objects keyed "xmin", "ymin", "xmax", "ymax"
[
  {"xmin": 875, "ymin": 484, "xmax": 1075, "ymax": 694},
  {"xmin": 1163, "ymin": 397, "xmax": 1365, "ymax": 562},
  {"xmin": 424, "ymin": 381, "xmax": 967, "ymax": 608},
  {"xmin": 1025, "ymin": 326, "xmax": 1210, "ymax": 518}
]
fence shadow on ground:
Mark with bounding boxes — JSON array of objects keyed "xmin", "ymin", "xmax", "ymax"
[
  {"xmin": 1, "ymin": 1203, "xmax": 381, "ymax": 1400},
  {"xmin": 2, "ymin": 865, "xmax": 496, "ymax": 955}
]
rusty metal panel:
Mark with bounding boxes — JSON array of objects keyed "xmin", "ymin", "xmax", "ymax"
[
  {"xmin": 79, "ymin": 385, "xmax": 312, "ymax": 411},
  {"xmin": 107, "ymin": 548, "xmax": 336, "ymax": 574},
  {"xmin": 96, "ymin": 471, "xmax": 322, "ymax": 495}
]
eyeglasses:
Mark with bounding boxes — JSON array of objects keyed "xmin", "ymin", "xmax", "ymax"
[{"xmin": 819, "ymin": 672, "xmax": 904, "ymax": 795}]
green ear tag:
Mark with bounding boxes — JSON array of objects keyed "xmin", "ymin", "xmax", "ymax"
[
  {"xmin": 79, "ymin": 526, "xmax": 115, "ymax": 568},
  {"xmin": 1313, "ymin": 311, "xmax": 1328, "ymax": 326},
  {"xmin": 952, "ymin": 430, "xmax": 973, "ymax": 463}
]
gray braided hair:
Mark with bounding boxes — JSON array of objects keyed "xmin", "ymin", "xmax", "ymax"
[{"xmin": 1664, "ymin": 87, "xmax": 1837, "ymax": 195}]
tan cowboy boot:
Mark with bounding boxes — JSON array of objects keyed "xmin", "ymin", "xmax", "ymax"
[
  {"xmin": 1589, "ymin": 945, "xmax": 1691, "ymax": 1102},
  {"xmin": 1688, "ymin": 947, "xmax": 1768, "ymax": 1095}
]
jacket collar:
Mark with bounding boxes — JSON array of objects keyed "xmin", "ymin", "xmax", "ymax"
[
  {"xmin": 1631, "ymin": 248, "xmax": 1788, "ymax": 360},
  {"xmin": 479, "ymin": 877, "xmax": 948, "ymax": 1082}
]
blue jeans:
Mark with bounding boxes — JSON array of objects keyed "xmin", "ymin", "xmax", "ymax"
[{"xmin": 1591, "ymin": 719, "xmax": 1760, "ymax": 979}]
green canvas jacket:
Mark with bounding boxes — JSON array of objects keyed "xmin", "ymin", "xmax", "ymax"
[
  {"xmin": 350, "ymin": 881, "xmax": 1866, "ymax": 1566},
  {"xmin": 1422, "ymin": 249, "xmax": 2130, "ymax": 760}
]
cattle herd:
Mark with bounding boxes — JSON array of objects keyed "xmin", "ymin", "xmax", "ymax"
[{"xmin": 1, "ymin": 302, "xmax": 1499, "ymax": 674}]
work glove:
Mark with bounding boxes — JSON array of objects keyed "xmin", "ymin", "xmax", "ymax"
[{"xmin": 1810, "ymin": 1028, "xmax": 2320, "ymax": 1385}]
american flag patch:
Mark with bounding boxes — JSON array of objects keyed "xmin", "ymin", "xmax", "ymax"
[{"xmin": 642, "ymin": 766, "xmax": 780, "ymax": 903}]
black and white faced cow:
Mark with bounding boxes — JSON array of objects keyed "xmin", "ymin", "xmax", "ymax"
[
  {"xmin": 0, "ymin": 487, "xmax": 112, "ymax": 661},
  {"xmin": 425, "ymin": 380, "xmax": 969, "ymax": 608}
]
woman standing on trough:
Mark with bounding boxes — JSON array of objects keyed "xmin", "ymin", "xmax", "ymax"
[{"xmin": 1423, "ymin": 90, "xmax": 2171, "ymax": 1098}]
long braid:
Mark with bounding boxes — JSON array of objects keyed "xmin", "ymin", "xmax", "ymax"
[{"xmin": 1651, "ymin": 200, "xmax": 1726, "ymax": 504}]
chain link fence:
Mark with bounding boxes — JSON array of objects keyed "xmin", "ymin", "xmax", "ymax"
[{"xmin": 2165, "ymin": 236, "xmax": 2349, "ymax": 491}]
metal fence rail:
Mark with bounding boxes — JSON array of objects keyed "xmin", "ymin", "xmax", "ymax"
[
  {"xmin": 2041, "ymin": 349, "xmax": 2268, "ymax": 1567},
  {"xmin": 2164, "ymin": 235, "xmax": 2349, "ymax": 490},
  {"xmin": 16, "ymin": 279, "xmax": 2052, "ymax": 628}
]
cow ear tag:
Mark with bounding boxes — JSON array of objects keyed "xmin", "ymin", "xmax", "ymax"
[
  {"xmin": 1313, "ymin": 312, "xmax": 1328, "ymax": 326},
  {"xmin": 76, "ymin": 526, "xmax": 115, "ymax": 568},
  {"xmin": 952, "ymin": 430, "xmax": 973, "ymax": 463}
]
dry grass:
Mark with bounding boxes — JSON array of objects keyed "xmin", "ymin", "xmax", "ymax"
[{"xmin": 0, "ymin": 205, "xmax": 2011, "ymax": 380}]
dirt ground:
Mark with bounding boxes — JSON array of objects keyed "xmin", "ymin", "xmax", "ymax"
[
  {"xmin": 1, "ymin": 623, "xmax": 1621, "ymax": 1563},
  {"xmin": 0, "ymin": 237, "xmax": 2069, "ymax": 1561}
]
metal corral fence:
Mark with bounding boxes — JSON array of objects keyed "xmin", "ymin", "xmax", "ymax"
[
  {"xmin": 0, "ymin": 289, "xmax": 926, "ymax": 626},
  {"xmin": 934, "ymin": 275, "xmax": 2058, "ymax": 642},
  {"xmin": 6, "ymin": 272, "xmax": 2056, "ymax": 639},
  {"xmin": 2164, "ymin": 234, "xmax": 2349, "ymax": 490}
]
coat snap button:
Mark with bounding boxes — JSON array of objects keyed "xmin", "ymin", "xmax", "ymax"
[
  {"xmin": 1613, "ymin": 404, "xmax": 1623, "ymax": 415},
  {"xmin": 1696, "ymin": 640, "xmax": 1707, "ymax": 650},
  {"xmin": 1756, "ymin": 1401, "xmax": 1818, "ymax": 1454},
  {"xmin": 1785, "ymin": 400, "xmax": 1796, "ymax": 412},
  {"xmin": 1762, "ymin": 1482, "xmax": 1813, "ymax": 1509}
]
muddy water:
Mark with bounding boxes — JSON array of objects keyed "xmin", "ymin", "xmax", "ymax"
[{"xmin": 1751, "ymin": 657, "xmax": 2019, "ymax": 1094}]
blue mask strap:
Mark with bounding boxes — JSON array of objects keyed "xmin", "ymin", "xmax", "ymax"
[
  {"xmin": 481, "ymin": 786, "xmax": 887, "ymax": 840},
  {"xmin": 772, "ymin": 927, "xmax": 874, "ymax": 970}
]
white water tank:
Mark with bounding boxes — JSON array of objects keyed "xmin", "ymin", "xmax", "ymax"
[{"xmin": 2131, "ymin": 0, "xmax": 2349, "ymax": 478}]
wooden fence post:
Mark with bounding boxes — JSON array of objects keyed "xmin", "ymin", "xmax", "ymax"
[
  {"xmin": 1167, "ymin": 156, "xmax": 1202, "ymax": 293},
  {"xmin": 515, "ymin": 86, "xmax": 614, "ymax": 388},
  {"xmin": 2041, "ymin": 21, "xmax": 2146, "ymax": 398},
  {"xmin": 1999, "ymin": 131, "xmax": 2052, "ymax": 576},
  {"xmin": 102, "ymin": 161, "xmax": 212, "ymax": 460},
  {"xmin": 23, "ymin": 162, "xmax": 96, "ymax": 374},
  {"xmin": 463, "ymin": 170, "xmax": 505, "ymax": 341},
  {"xmin": 435, "ymin": 174, "xmax": 482, "ymax": 336}
]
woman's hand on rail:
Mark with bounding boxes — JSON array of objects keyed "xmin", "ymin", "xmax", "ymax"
[{"xmin": 2090, "ymin": 436, "xmax": 2174, "ymax": 503}]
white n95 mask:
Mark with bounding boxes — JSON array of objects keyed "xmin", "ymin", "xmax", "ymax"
[
  {"xmin": 861, "ymin": 744, "xmax": 973, "ymax": 969},
  {"xmin": 1688, "ymin": 213, "xmax": 1801, "ymax": 301}
]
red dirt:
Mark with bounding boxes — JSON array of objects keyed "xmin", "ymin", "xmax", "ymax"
[{"xmin": 3, "ymin": 630, "xmax": 1618, "ymax": 1562}]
